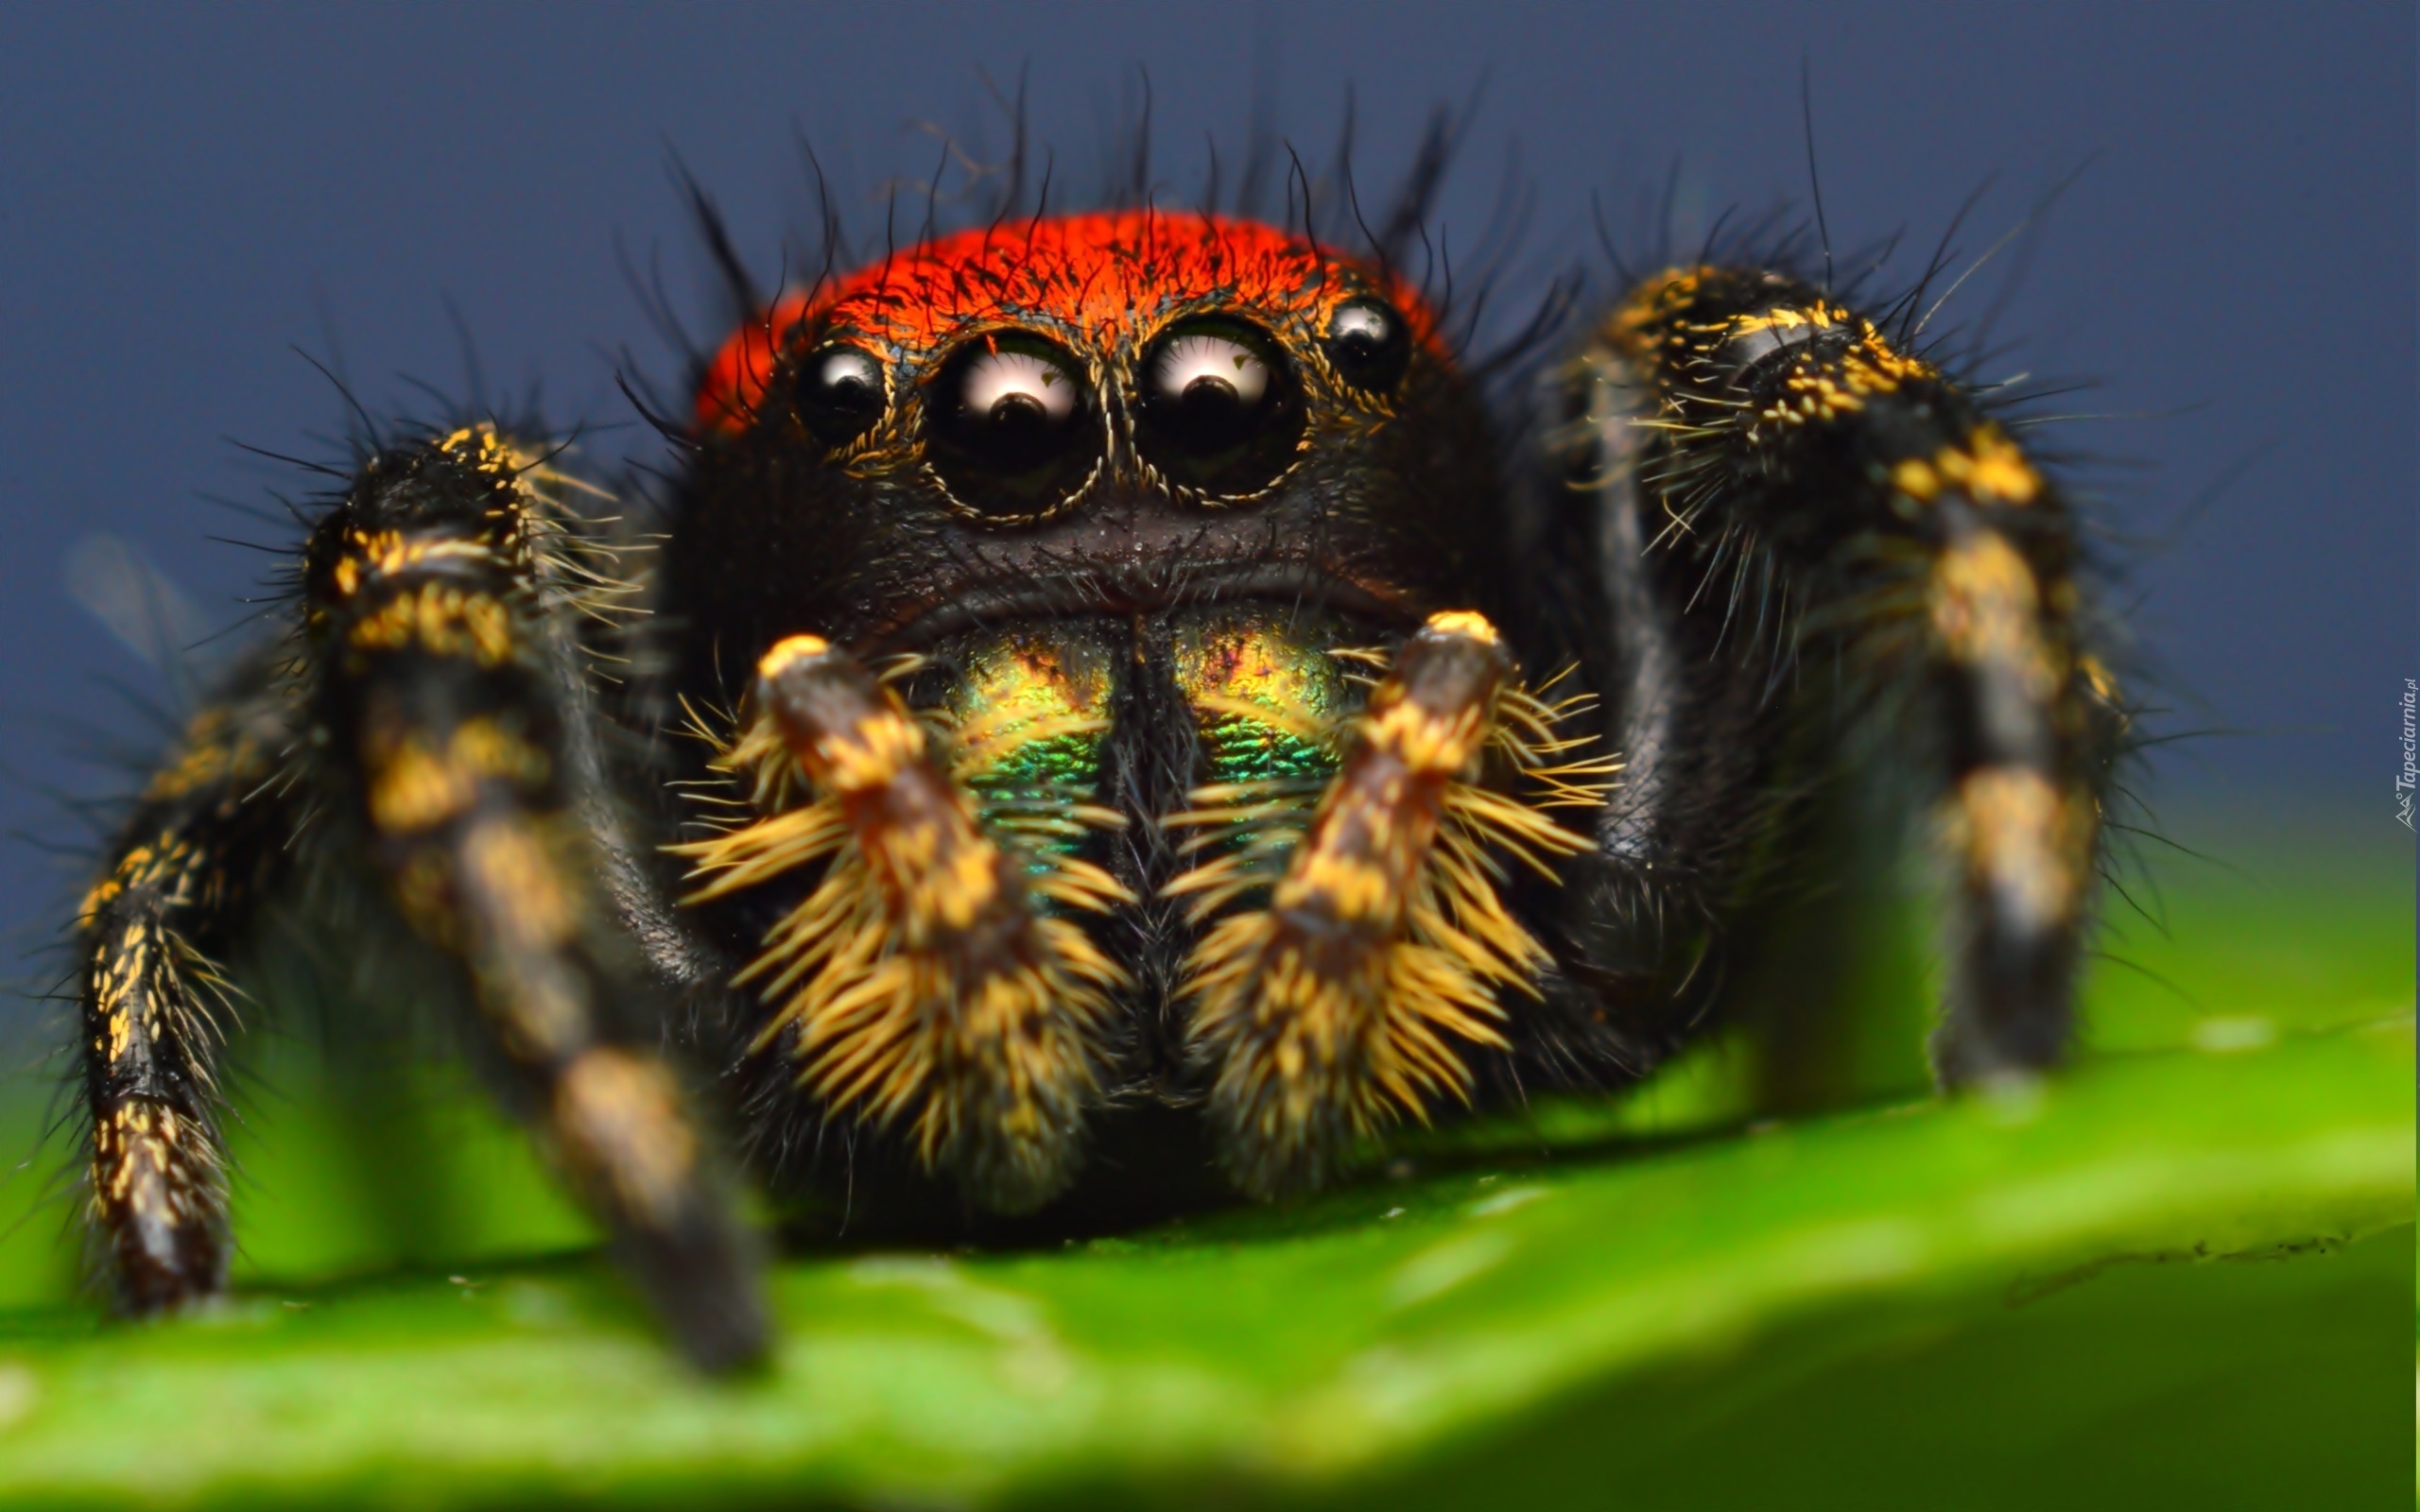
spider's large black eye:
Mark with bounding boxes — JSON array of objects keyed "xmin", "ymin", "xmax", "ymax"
[
  {"xmin": 1323, "ymin": 298, "xmax": 1410, "ymax": 393},
  {"xmin": 926, "ymin": 334, "xmax": 1097, "ymax": 518},
  {"xmin": 1134, "ymin": 318, "xmax": 1304, "ymax": 497},
  {"xmin": 792, "ymin": 344, "xmax": 887, "ymax": 445}
]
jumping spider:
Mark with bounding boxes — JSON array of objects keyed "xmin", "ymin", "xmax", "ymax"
[{"xmin": 75, "ymin": 147, "xmax": 2122, "ymax": 1369}]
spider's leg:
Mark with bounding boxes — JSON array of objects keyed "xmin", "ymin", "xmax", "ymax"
[
  {"xmin": 1542, "ymin": 335, "xmax": 1777, "ymax": 1044},
  {"xmin": 304, "ymin": 427, "xmax": 766, "ymax": 1370},
  {"xmin": 1574, "ymin": 266, "xmax": 2119, "ymax": 1083},
  {"xmin": 78, "ymin": 662, "xmax": 295, "ymax": 1313},
  {"xmin": 681, "ymin": 636, "xmax": 1125, "ymax": 1213},
  {"xmin": 1171, "ymin": 611, "xmax": 1588, "ymax": 1197}
]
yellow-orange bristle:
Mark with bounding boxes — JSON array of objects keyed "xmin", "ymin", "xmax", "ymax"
[
  {"xmin": 672, "ymin": 639, "xmax": 1130, "ymax": 1211},
  {"xmin": 1168, "ymin": 615, "xmax": 1607, "ymax": 1197}
]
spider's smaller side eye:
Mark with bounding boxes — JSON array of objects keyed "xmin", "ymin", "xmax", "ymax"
[
  {"xmin": 792, "ymin": 344, "xmax": 888, "ymax": 445},
  {"xmin": 1323, "ymin": 298, "xmax": 1410, "ymax": 393},
  {"xmin": 1135, "ymin": 318, "xmax": 1304, "ymax": 497},
  {"xmin": 926, "ymin": 333, "xmax": 1098, "ymax": 519}
]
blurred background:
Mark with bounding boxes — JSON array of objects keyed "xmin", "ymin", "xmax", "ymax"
[{"xmin": 0, "ymin": 1, "xmax": 2409, "ymax": 1003}]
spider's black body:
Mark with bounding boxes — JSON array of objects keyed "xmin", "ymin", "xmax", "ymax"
[{"xmin": 71, "ymin": 153, "xmax": 2121, "ymax": 1370}]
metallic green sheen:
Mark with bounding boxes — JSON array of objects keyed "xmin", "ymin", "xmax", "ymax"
[
  {"xmin": 969, "ymin": 732, "xmax": 1103, "ymax": 865},
  {"xmin": 1199, "ymin": 716, "xmax": 1335, "ymax": 788}
]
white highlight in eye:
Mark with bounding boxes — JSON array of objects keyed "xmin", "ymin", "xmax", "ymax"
[
  {"xmin": 809, "ymin": 348, "xmax": 883, "ymax": 403},
  {"xmin": 1147, "ymin": 332, "xmax": 1270, "ymax": 409},
  {"xmin": 1329, "ymin": 301, "xmax": 1394, "ymax": 350},
  {"xmin": 957, "ymin": 349, "xmax": 1078, "ymax": 424}
]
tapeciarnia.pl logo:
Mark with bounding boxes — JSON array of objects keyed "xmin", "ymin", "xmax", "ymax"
[{"xmin": 2396, "ymin": 678, "xmax": 2415, "ymax": 831}]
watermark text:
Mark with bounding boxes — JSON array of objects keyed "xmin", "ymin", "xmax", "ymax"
[{"xmin": 2396, "ymin": 678, "xmax": 2414, "ymax": 830}]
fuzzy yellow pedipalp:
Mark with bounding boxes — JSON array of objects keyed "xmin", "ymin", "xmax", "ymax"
[
  {"xmin": 1167, "ymin": 610, "xmax": 1616, "ymax": 1196},
  {"xmin": 673, "ymin": 635, "xmax": 1129, "ymax": 1211}
]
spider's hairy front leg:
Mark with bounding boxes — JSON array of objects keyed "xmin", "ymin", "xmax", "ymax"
[
  {"xmin": 304, "ymin": 427, "xmax": 765, "ymax": 1370},
  {"xmin": 681, "ymin": 635, "xmax": 1126, "ymax": 1212},
  {"xmin": 79, "ymin": 665, "xmax": 294, "ymax": 1313},
  {"xmin": 1590, "ymin": 266, "xmax": 2121, "ymax": 1082},
  {"xmin": 1173, "ymin": 612, "xmax": 1595, "ymax": 1198}
]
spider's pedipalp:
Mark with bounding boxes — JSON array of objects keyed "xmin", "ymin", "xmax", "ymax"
[
  {"xmin": 303, "ymin": 426, "xmax": 767, "ymax": 1371},
  {"xmin": 1173, "ymin": 611, "xmax": 1592, "ymax": 1198},
  {"xmin": 681, "ymin": 634, "xmax": 1126, "ymax": 1213}
]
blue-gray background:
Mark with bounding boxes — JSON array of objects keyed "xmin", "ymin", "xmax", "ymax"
[{"xmin": 0, "ymin": 2, "xmax": 2410, "ymax": 971}]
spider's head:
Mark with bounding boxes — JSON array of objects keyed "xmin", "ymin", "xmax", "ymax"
[{"xmin": 668, "ymin": 212, "xmax": 1501, "ymax": 670}]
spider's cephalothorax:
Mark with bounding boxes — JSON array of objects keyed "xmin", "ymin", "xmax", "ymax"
[{"xmin": 72, "ymin": 206, "xmax": 2120, "ymax": 1371}]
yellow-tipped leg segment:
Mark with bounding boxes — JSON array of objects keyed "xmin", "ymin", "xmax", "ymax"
[
  {"xmin": 1172, "ymin": 611, "xmax": 1606, "ymax": 1198},
  {"xmin": 683, "ymin": 635, "xmax": 1127, "ymax": 1212},
  {"xmin": 78, "ymin": 688, "xmax": 289, "ymax": 1317},
  {"xmin": 312, "ymin": 427, "xmax": 765, "ymax": 1372},
  {"xmin": 1597, "ymin": 267, "xmax": 2116, "ymax": 1083}
]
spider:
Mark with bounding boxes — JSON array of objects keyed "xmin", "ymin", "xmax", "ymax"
[{"xmin": 72, "ymin": 134, "xmax": 2124, "ymax": 1372}]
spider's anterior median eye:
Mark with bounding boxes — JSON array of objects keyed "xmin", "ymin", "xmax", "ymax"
[
  {"xmin": 1135, "ymin": 319, "xmax": 1304, "ymax": 497},
  {"xmin": 927, "ymin": 334, "xmax": 1097, "ymax": 518},
  {"xmin": 792, "ymin": 345, "xmax": 887, "ymax": 445},
  {"xmin": 1323, "ymin": 298, "xmax": 1410, "ymax": 394}
]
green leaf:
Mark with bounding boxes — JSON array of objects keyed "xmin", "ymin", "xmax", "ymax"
[{"xmin": 0, "ymin": 813, "xmax": 2407, "ymax": 1508}]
